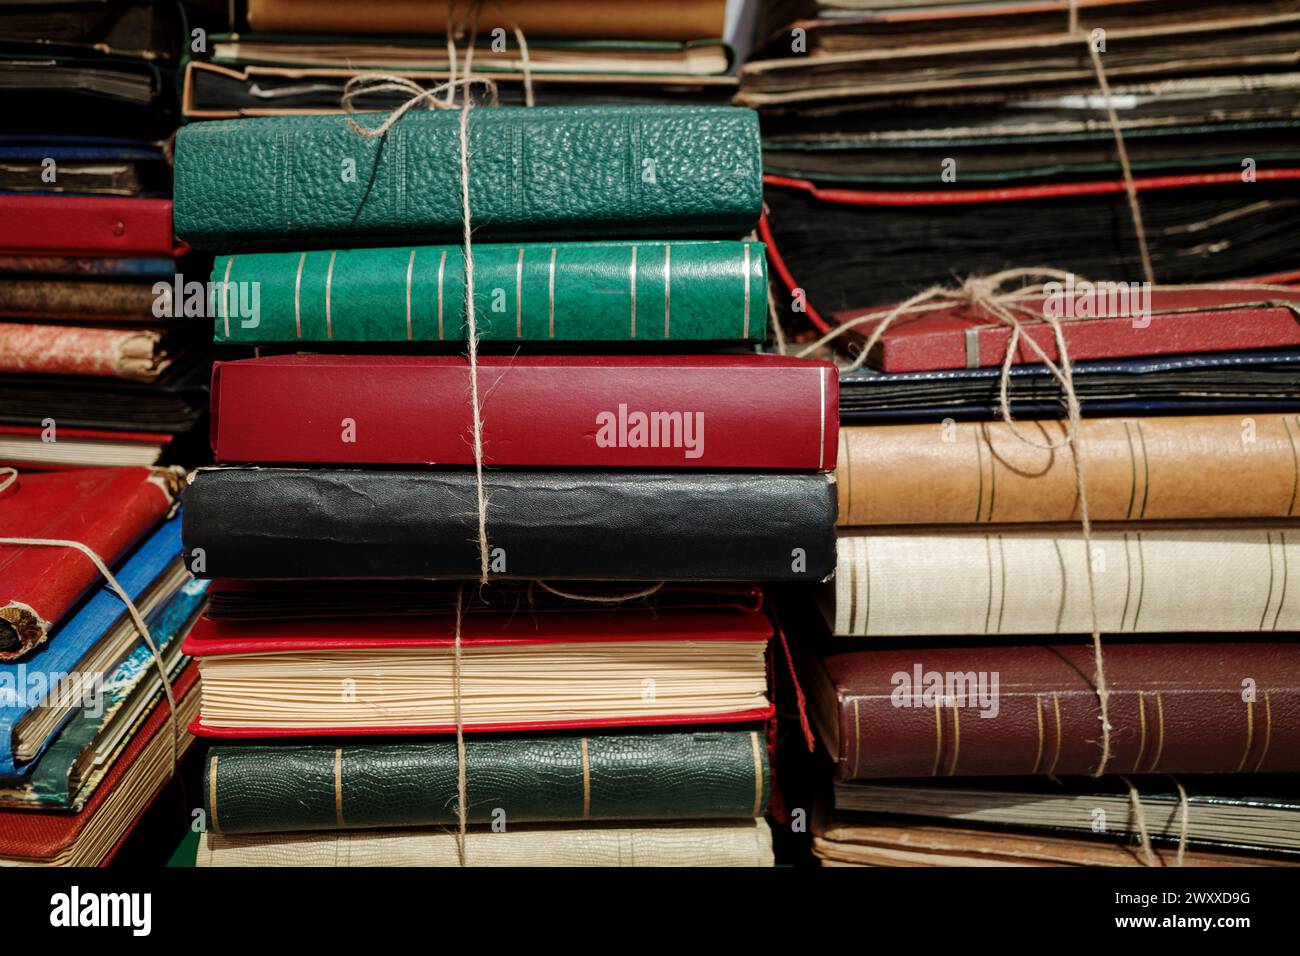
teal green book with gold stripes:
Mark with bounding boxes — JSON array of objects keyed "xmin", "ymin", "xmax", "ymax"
[{"xmin": 211, "ymin": 239, "xmax": 766, "ymax": 344}]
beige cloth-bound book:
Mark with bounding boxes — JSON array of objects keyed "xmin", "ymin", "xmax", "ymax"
[
  {"xmin": 198, "ymin": 819, "xmax": 774, "ymax": 867},
  {"xmin": 829, "ymin": 522, "xmax": 1300, "ymax": 636}
]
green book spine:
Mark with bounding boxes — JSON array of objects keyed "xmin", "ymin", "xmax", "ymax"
[
  {"xmin": 212, "ymin": 239, "xmax": 766, "ymax": 343},
  {"xmin": 204, "ymin": 730, "xmax": 769, "ymax": 834},
  {"xmin": 174, "ymin": 106, "xmax": 762, "ymax": 250}
]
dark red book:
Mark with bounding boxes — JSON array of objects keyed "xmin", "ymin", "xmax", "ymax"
[
  {"xmin": 0, "ymin": 467, "xmax": 182, "ymax": 660},
  {"xmin": 0, "ymin": 196, "xmax": 176, "ymax": 257},
  {"xmin": 210, "ymin": 354, "xmax": 839, "ymax": 470},
  {"xmin": 837, "ymin": 286, "xmax": 1300, "ymax": 373}
]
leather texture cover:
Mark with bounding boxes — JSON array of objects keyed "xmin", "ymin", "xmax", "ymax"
[
  {"xmin": 837, "ymin": 414, "xmax": 1300, "ymax": 525},
  {"xmin": 810, "ymin": 641, "xmax": 1300, "ymax": 779},
  {"xmin": 0, "ymin": 323, "xmax": 171, "ymax": 381},
  {"xmin": 210, "ymin": 354, "xmax": 837, "ymax": 469},
  {"xmin": 0, "ymin": 580, "xmax": 205, "ymax": 808},
  {"xmin": 203, "ymin": 729, "xmax": 768, "ymax": 833},
  {"xmin": 0, "ymin": 467, "xmax": 181, "ymax": 660},
  {"xmin": 0, "ymin": 196, "xmax": 176, "ymax": 256},
  {"xmin": 845, "ymin": 288, "xmax": 1300, "ymax": 373},
  {"xmin": 195, "ymin": 818, "xmax": 774, "ymax": 867},
  {"xmin": 183, "ymin": 467, "xmax": 837, "ymax": 581},
  {"xmin": 839, "ymin": 348, "xmax": 1300, "ymax": 422},
  {"xmin": 0, "ymin": 279, "xmax": 161, "ymax": 321},
  {"xmin": 831, "ymin": 523, "xmax": 1300, "ymax": 636},
  {"xmin": 0, "ymin": 512, "xmax": 183, "ymax": 778},
  {"xmin": 245, "ymin": 0, "xmax": 727, "ymax": 40},
  {"xmin": 212, "ymin": 239, "xmax": 766, "ymax": 343},
  {"xmin": 0, "ymin": 663, "xmax": 198, "ymax": 864},
  {"xmin": 172, "ymin": 107, "xmax": 763, "ymax": 249}
]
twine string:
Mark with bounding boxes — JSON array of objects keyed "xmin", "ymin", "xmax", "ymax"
[
  {"xmin": 533, "ymin": 581, "xmax": 666, "ymax": 603},
  {"xmin": 1119, "ymin": 774, "xmax": 1157, "ymax": 865}
]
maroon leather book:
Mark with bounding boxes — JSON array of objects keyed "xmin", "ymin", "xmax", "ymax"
[
  {"xmin": 210, "ymin": 354, "xmax": 839, "ymax": 469},
  {"xmin": 807, "ymin": 641, "xmax": 1300, "ymax": 779},
  {"xmin": 836, "ymin": 287, "xmax": 1300, "ymax": 373},
  {"xmin": 0, "ymin": 196, "xmax": 177, "ymax": 257}
]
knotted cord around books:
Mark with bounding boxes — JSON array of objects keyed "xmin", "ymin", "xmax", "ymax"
[{"xmin": 0, "ymin": 467, "xmax": 180, "ymax": 779}]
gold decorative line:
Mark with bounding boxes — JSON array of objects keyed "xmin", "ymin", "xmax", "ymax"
[
  {"xmin": 293, "ymin": 252, "xmax": 305, "ymax": 339},
  {"xmin": 208, "ymin": 755, "xmax": 220, "ymax": 834},
  {"xmin": 629, "ymin": 246, "xmax": 637, "ymax": 338},
  {"xmin": 1252, "ymin": 692, "xmax": 1273, "ymax": 772},
  {"xmin": 847, "ymin": 537, "xmax": 859, "ymax": 634},
  {"xmin": 221, "ymin": 256, "xmax": 234, "ymax": 338},
  {"xmin": 1132, "ymin": 693, "xmax": 1148, "ymax": 773},
  {"xmin": 930, "ymin": 700, "xmax": 943, "ymax": 777},
  {"xmin": 436, "ymin": 249, "xmax": 447, "ymax": 341},
  {"xmin": 987, "ymin": 427, "xmax": 998, "ymax": 521},
  {"xmin": 1123, "ymin": 422, "xmax": 1138, "ymax": 519},
  {"xmin": 859, "ymin": 535, "xmax": 872, "ymax": 634},
  {"xmin": 1120, "ymin": 534, "xmax": 1135, "ymax": 631},
  {"xmin": 324, "ymin": 250, "xmax": 337, "ymax": 340},
  {"xmin": 580, "ymin": 737, "xmax": 591, "ymax": 820},
  {"xmin": 946, "ymin": 702, "xmax": 961, "ymax": 776},
  {"xmin": 973, "ymin": 427, "xmax": 986, "ymax": 523},
  {"xmin": 742, "ymin": 244, "xmax": 751, "ymax": 338},
  {"xmin": 515, "ymin": 247, "xmax": 524, "ymax": 338},
  {"xmin": 1135, "ymin": 420, "xmax": 1152, "ymax": 518},
  {"xmin": 982, "ymin": 534, "xmax": 996, "ymax": 634},
  {"xmin": 1235, "ymin": 696, "xmax": 1255, "ymax": 773},
  {"xmin": 405, "ymin": 249, "xmax": 416, "ymax": 341},
  {"xmin": 842, "ymin": 430, "xmax": 853, "ymax": 522},
  {"xmin": 1272, "ymin": 531, "xmax": 1290, "ymax": 631},
  {"xmin": 1046, "ymin": 692, "xmax": 1063, "ymax": 775},
  {"xmin": 995, "ymin": 534, "xmax": 1007, "ymax": 634},
  {"xmin": 1260, "ymin": 532, "xmax": 1277, "ymax": 631},
  {"xmin": 1031, "ymin": 695, "xmax": 1045, "ymax": 774},
  {"xmin": 547, "ymin": 246, "xmax": 557, "ymax": 339},
  {"xmin": 1132, "ymin": 532, "xmax": 1148, "ymax": 631},
  {"xmin": 749, "ymin": 731, "xmax": 764, "ymax": 817},
  {"xmin": 1283, "ymin": 416, "xmax": 1299, "ymax": 517},
  {"xmin": 852, "ymin": 698, "xmax": 861, "ymax": 778},
  {"xmin": 663, "ymin": 244, "xmax": 671, "ymax": 339},
  {"xmin": 1147, "ymin": 692, "xmax": 1166, "ymax": 772},
  {"xmin": 334, "ymin": 747, "xmax": 345, "ymax": 828}
]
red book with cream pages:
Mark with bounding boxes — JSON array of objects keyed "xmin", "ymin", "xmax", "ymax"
[
  {"xmin": 183, "ymin": 606, "xmax": 775, "ymax": 738},
  {"xmin": 209, "ymin": 353, "xmax": 839, "ymax": 470},
  {"xmin": 0, "ymin": 467, "xmax": 183, "ymax": 660}
]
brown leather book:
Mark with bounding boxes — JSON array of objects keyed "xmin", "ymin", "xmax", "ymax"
[
  {"xmin": 837, "ymin": 414, "xmax": 1300, "ymax": 526},
  {"xmin": 0, "ymin": 279, "xmax": 164, "ymax": 322},
  {"xmin": 245, "ymin": 0, "xmax": 727, "ymax": 41},
  {"xmin": 812, "ymin": 816, "xmax": 1295, "ymax": 867},
  {"xmin": 803, "ymin": 641, "xmax": 1300, "ymax": 779}
]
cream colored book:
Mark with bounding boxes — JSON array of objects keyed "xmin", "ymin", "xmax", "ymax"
[
  {"xmin": 198, "ymin": 819, "xmax": 774, "ymax": 867},
  {"xmin": 828, "ymin": 523, "xmax": 1300, "ymax": 636}
]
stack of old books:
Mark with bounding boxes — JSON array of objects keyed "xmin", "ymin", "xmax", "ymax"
[
  {"xmin": 182, "ymin": 0, "xmax": 750, "ymax": 118},
  {"xmin": 168, "ymin": 98, "xmax": 837, "ymax": 865},
  {"xmin": 0, "ymin": 467, "xmax": 208, "ymax": 866},
  {"xmin": 799, "ymin": 284, "xmax": 1300, "ymax": 866},
  {"xmin": 0, "ymin": 1, "xmax": 212, "ymax": 469}
]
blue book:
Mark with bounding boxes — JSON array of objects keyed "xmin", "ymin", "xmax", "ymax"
[{"xmin": 0, "ymin": 511, "xmax": 183, "ymax": 779}]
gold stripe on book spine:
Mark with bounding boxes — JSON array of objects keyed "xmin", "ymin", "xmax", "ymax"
[
  {"xmin": 579, "ymin": 737, "xmax": 591, "ymax": 820},
  {"xmin": 208, "ymin": 755, "xmax": 221, "ymax": 833},
  {"xmin": 1253, "ymin": 692, "xmax": 1273, "ymax": 772},
  {"xmin": 334, "ymin": 747, "xmax": 345, "ymax": 828},
  {"xmin": 749, "ymin": 731, "xmax": 763, "ymax": 817}
]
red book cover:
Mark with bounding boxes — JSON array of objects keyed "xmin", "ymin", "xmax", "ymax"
[
  {"xmin": 0, "ymin": 467, "xmax": 182, "ymax": 660},
  {"xmin": 183, "ymin": 606, "xmax": 775, "ymax": 738},
  {"xmin": 210, "ymin": 354, "xmax": 839, "ymax": 470},
  {"xmin": 0, "ymin": 196, "xmax": 177, "ymax": 257},
  {"xmin": 0, "ymin": 664, "xmax": 198, "ymax": 864},
  {"xmin": 836, "ymin": 287, "xmax": 1300, "ymax": 373}
]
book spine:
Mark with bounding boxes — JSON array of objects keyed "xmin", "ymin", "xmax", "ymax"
[
  {"xmin": 211, "ymin": 357, "xmax": 836, "ymax": 469},
  {"xmin": 832, "ymin": 526, "xmax": 1300, "ymax": 636},
  {"xmin": 830, "ymin": 642, "xmax": 1300, "ymax": 779},
  {"xmin": 196, "ymin": 819, "xmax": 774, "ymax": 866},
  {"xmin": 0, "ymin": 325, "xmax": 161, "ymax": 381},
  {"xmin": 212, "ymin": 240, "xmax": 767, "ymax": 343},
  {"xmin": 0, "ymin": 280, "xmax": 159, "ymax": 321},
  {"xmin": 183, "ymin": 468, "xmax": 837, "ymax": 581},
  {"xmin": 0, "ymin": 196, "xmax": 175, "ymax": 257},
  {"xmin": 173, "ymin": 107, "xmax": 763, "ymax": 249},
  {"xmin": 204, "ymin": 731, "xmax": 768, "ymax": 833},
  {"xmin": 838, "ymin": 414, "xmax": 1300, "ymax": 525}
]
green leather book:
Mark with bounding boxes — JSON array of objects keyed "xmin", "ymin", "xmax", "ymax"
[
  {"xmin": 211, "ymin": 239, "xmax": 766, "ymax": 343},
  {"xmin": 204, "ymin": 730, "xmax": 769, "ymax": 834},
  {"xmin": 174, "ymin": 106, "xmax": 763, "ymax": 250}
]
